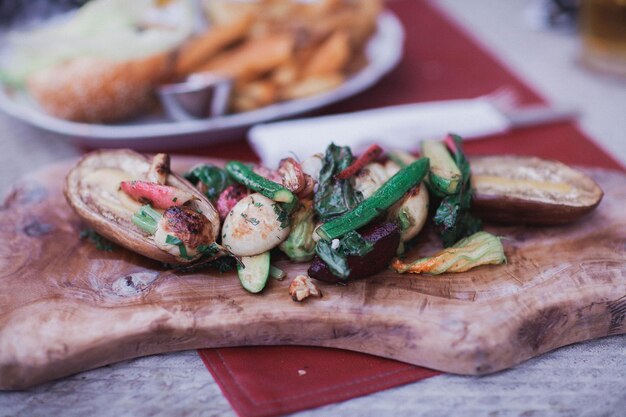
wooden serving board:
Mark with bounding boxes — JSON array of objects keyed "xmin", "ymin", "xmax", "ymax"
[{"xmin": 1, "ymin": 157, "xmax": 625, "ymax": 390}]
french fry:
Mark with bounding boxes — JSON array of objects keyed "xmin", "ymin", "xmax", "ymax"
[
  {"xmin": 231, "ymin": 79, "xmax": 279, "ymax": 112},
  {"xmin": 303, "ymin": 31, "xmax": 351, "ymax": 77},
  {"xmin": 174, "ymin": 14, "xmax": 252, "ymax": 78},
  {"xmin": 271, "ymin": 59, "xmax": 300, "ymax": 87},
  {"xmin": 280, "ymin": 73, "xmax": 344, "ymax": 101},
  {"xmin": 192, "ymin": 0, "xmax": 382, "ymax": 112},
  {"xmin": 198, "ymin": 34, "xmax": 294, "ymax": 82}
]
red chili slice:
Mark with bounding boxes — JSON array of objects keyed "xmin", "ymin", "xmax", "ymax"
[
  {"xmin": 120, "ymin": 180, "xmax": 193, "ymax": 209},
  {"xmin": 335, "ymin": 144, "xmax": 383, "ymax": 180}
]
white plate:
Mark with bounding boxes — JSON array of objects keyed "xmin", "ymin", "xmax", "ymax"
[{"xmin": 0, "ymin": 11, "xmax": 404, "ymax": 151}]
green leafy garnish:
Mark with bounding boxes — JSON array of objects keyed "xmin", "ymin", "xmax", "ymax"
[
  {"xmin": 184, "ymin": 164, "xmax": 232, "ymax": 201},
  {"xmin": 315, "ymin": 239, "xmax": 350, "ymax": 278},
  {"xmin": 314, "ymin": 143, "xmax": 362, "ymax": 222},
  {"xmin": 165, "ymin": 234, "xmax": 192, "ymax": 260},
  {"xmin": 132, "ymin": 205, "xmax": 162, "ymax": 235},
  {"xmin": 433, "ymin": 134, "xmax": 482, "ymax": 247},
  {"xmin": 80, "ymin": 228, "xmax": 115, "ymax": 252},
  {"xmin": 314, "ymin": 230, "xmax": 374, "ymax": 279},
  {"xmin": 272, "ymin": 203, "xmax": 290, "ymax": 229},
  {"xmin": 339, "ymin": 230, "xmax": 374, "ymax": 257}
]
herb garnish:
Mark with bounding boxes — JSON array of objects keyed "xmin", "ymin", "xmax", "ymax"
[
  {"xmin": 80, "ymin": 228, "xmax": 114, "ymax": 252},
  {"xmin": 132, "ymin": 205, "xmax": 161, "ymax": 235},
  {"xmin": 165, "ymin": 234, "xmax": 192, "ymax": 260},
  {"xmin": 273, "ymin": 203, "xmax": 290, "ymax": 229},
  {"xmin": 241, "ymin": 213, "xmax": 260, "ymax": 226}
]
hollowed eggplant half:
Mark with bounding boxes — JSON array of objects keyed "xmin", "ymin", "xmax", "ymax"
[
  {"xmin": 470, "ymin": 156, "xmax": 603, "ymax": 225},
  {"xmin": 65, "ymin": 149, "xmax": 220, "ymax": 264}
]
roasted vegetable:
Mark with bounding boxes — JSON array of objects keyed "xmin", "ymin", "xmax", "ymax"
[
  {"xmin": 308, "ymin": 221, "xmax": 400, "ymax": 283},
  {"xmin": 237, "ymin": 252, "xmax": 271, "ymax": 293},
  {"xmin": 226, "ymin": 161, "xmax": 295, "ymax": 204},
  {"xmin": 313, "ymin": 229, "xmax": 374, "ymax": 279},
  {"xmin": 216, "ymin": 184, "xmax": 249, "ymax": 220},
  {"xmin": 65, "ymin": 149, "xmax": 220, "ymax": 265},
  {"xmin": 387, "ymin": 182, "xmax": 429, "ymax": 243},
  {"xmin": 336, "ymin": 144, "xmax": 383, "ymax": 179},
  {"xmin": 120, "ymin": 180, "xmax": 195, "ymax": 209},
  {"xmin": 147, "ymin": 153, "xmax": 170, "ymax": 184},
  {"xmin": 154, "ymin": 205, "xmax": 215, "ymax": 261},
  {"xmin": 317, "ymin": 158, "xmax": 430, "ymax": 241},
  {"xmin": 352, "ymin": 162, "xmax": 390, "ymax": 199},
  {"xmin": 221, "ymin": 193, "xmax": 291, "ymax": 256},
  {"xmin": 432, "ymin": 135, "xmax": 482, "ymax": 247},
  {"xmin": 470, "ymin": 155, "xmax": 604, "ymax": 225},
  {"xmin": 184, "ymin": 164, "xmax": 232, "ymax": 201},
  {"xmin": 314, "ymin": 144, "xmax": 362, "ymax": 222},
  {"xmin": 391, "ymin": 231, "xmax": 506, "ymax": 274},
  {"xmin": 277, "ymin": 157, "xmax": 306, "ymax": 193},
  {"xmin": 421, "ymin": 139, "xmax": 462, "ymax": 196},
  {"xmin": 279, "ymin": 200, "xmax": 317, "ymax": 262}
]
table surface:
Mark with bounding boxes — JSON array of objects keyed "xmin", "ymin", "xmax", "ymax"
[{"xmin": 1, "ymin": 1, "xmax": 625, "ymax": 416}]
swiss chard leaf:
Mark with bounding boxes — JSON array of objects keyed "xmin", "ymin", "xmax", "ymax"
[
  {"xmin": 314, "ymin": 143, "xmax": 362, "ymax": 222},
  {"xmin": 314, "ymin": 230, "xmax": 374, "ymax": 279},
  {"xmin": 315, "ymin": 239, "xmax": 351, "ymax": 279},
  {"xmin": 433, "ymin": 134, "xmax": 482, "ymax": 247},
  {"xmin": 339, "ymin": 230, "xmax": 374, "ymax": 257},
  {"xmin": 184, "ymin": 164, "xmax": 232, "ymax": 201}
]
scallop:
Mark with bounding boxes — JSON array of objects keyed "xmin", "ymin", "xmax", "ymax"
[{"xmin": 222, "ymin": 193, "xmax": 291, "ymax": 256}]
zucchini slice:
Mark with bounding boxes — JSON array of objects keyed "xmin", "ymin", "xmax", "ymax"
[
  {"xmin": 421, "ymin": 140, "xmax": 462, "ymax": 196},
  {"xmin": 237, "ymin": 252, "xmax": 271, "ymax": 293}
]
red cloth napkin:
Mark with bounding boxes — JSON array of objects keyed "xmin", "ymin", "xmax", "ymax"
[{"xmin": 192, "ymin": 1, "xmax": 623, "ymax": 416}]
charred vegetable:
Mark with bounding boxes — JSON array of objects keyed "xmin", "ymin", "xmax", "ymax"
[
  {"xmin": 352, "ymin": 162, "xmax": 390, "ymax": 199},
  {"xmin": 279, "ymin": 200, "xmax": 317, "ymax": 262},
  {"xmin": 221, "ymin": 193, "xmax": 291, "ymax": 256},
  {"xmin": 422, "ymin": 140, "xmax": 462, "ymax": 196},
  {"xmin": 387, "ymin": 182, "xmax": 429, "ymax": 243},
  {"xmin": 391, "ymin": 231, "xmax": 506, "ymax": 274},
  {"xmin": 470, "ymin": 155, "xmax": 604, "ymax": 225},
  {"xmin": 65, "ymin": 149, "xmax": 220, "ymax": 264},
  {"xmin": 432, "ymin": 135, "xmax": 482, "ymax": 247},
  {"xmin": 308, "ymin": 221, "xmax": 400, "ymax": 283},
  {"xmin": 317, "ymin": 158, "xmax": 430, "ymax": 241}
]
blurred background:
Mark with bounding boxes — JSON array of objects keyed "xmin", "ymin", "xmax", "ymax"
[{"xmin": 0, "ymin": 0, "xmax": 625, "ymax": 186}]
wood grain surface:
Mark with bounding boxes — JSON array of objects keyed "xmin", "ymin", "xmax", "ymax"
[{"xmin": 0, "ymin": 157, "xmax": 624, "ymax": 390}]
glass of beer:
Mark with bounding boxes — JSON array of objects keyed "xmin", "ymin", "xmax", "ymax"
[{"xmin": 579, "ymin": 0, "xmax": 626, "ymax": 75}]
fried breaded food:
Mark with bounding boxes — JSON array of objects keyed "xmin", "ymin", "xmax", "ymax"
[
  {"xmin": 28, "ymin": 53, "xmax": 174, "ymax": 123},
  {"xmin": 197, "ymin": 34, "xmax": 294, "ymax": 82},
  {"xmin": 173, "ymin": 14, "xmax": 253, "ymax": 78}
]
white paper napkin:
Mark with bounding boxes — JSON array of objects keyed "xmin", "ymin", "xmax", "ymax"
[{"xmin": 248, "ymin": 98, "xmax": 511, "ymax": 167}]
